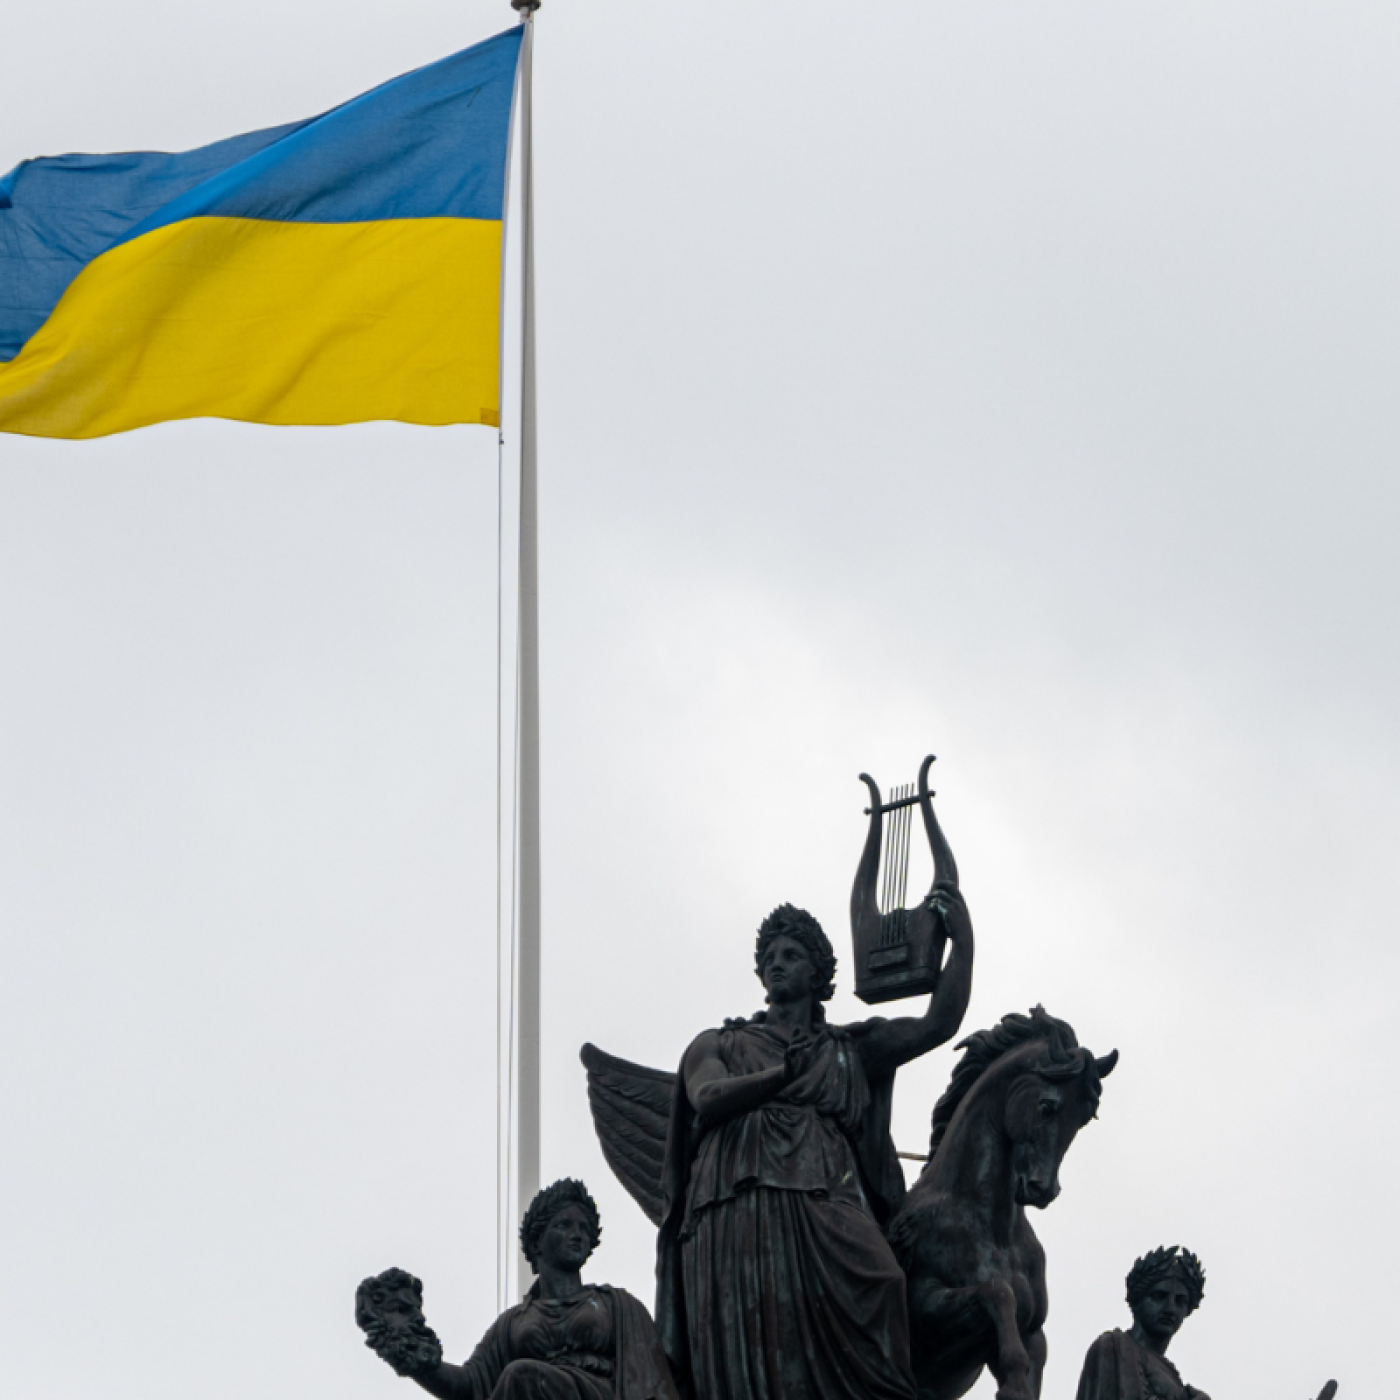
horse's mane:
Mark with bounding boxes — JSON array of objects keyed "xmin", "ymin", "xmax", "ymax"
[{"xmin": 927, "ymin": 1005, "xmax": 1091, "ymax": 1160}]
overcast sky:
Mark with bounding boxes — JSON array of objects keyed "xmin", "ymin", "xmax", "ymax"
[{"xmin": 1, "ymin": 3, "xmax": 1394, "ymax": 1398}]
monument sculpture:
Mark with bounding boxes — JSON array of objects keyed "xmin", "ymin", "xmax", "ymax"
[
  {"xmin": 359, "ymin": 754, "xmax": 1338, "ymax": 1400},
  {"xmin": 357, "ymin": 1179, "xmax": 678, "ymax": 1400},
  {"xmin": 1074, "ymin": 1247, "xmax": 1335, "ymax": 1400}
]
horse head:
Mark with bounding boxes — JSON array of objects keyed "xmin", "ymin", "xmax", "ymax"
[
  {"xmin": 1001, "ymin": 1028, "xmax": 1117, "ymax": 1208},
  {"xmin": 921, "ymin": 1005, "xmax": 1117, "ymax": 1211}
]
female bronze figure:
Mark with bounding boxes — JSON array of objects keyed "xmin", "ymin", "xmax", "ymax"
[
  {"xmin": 357, "ymin": 1179, "xmax": 678, "ymax": 1400},
  {"xmin": 659, "ymin": 892, "xmax": 974, "ymax": 1400},
  {"xmin": 1075, "ymin": 1247, "xmax": 1336, "ymax": 1400},
  {"xmin": 1075, "ymin": 1246, "xmax": 1209, "ymax": 1400}
]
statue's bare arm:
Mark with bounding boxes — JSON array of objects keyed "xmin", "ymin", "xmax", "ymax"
[
  {"xmin": 408, "ymin": 1363, "xmax": 482, "ymax": 1400},
  {"xmin": 683, "ymin": 1030, "xmax": 794, "ymax": 1129},
  {"xmin": 853, "ymin": 883, "xmax": 974, "ymax": 1075}
]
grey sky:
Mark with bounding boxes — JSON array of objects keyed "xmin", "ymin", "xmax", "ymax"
[{"xmin": 1, "ymin": 3, "xmax": 1393, "ymax": 1398}]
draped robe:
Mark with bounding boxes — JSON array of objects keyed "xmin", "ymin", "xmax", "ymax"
[
  {"xmin": 1075, "ymin": 1330, "xmax": 1206, "ymax": 1400},
  {"xmin": 457, "ymin": 1286, "xmax": 677, "ymax": 1400},
  {"xmin": 656, "ymin": 1017, "xmax": 916, "ymax": 1400}
]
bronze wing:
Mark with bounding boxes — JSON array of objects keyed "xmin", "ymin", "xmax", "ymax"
[{"xmin": 579, "ymin": 1042, "xmax": 677, "ymax": 1227}]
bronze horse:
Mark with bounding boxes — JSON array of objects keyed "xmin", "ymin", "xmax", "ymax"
[{"xmin": 889, "ymin": 1007, "xmax": 1117, "ymax": 1400}]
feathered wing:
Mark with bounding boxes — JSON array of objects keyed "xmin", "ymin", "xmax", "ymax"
[{"xmin": 579, "ymin": 1042, "xmax": 677, "ymax": 1228}]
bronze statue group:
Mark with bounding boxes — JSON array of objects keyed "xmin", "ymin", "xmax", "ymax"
[{"xmin": 358, "ymin": 869, "xmax": 1336, "ymax": 1400}]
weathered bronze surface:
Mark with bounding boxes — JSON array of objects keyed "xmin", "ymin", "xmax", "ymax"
[
  {"xmin": 583, "ymin": 886, "xmax": 974, "ymax": 1400},
  {"xmin": 359, "ymin": 756, "xmax": 1340, "ymax": 1400},
  {"xmin": 357, "ymin": 1180, "xmax": 678, "ymax": 1400},
  {"xmin": 889, "ymin": 1008, "xmax": 1117, "ymax": 1400}
]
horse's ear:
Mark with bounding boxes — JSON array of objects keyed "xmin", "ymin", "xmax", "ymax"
[{"xmin": 1094, "ymin": 1050, "xmax": 1119, "ymax": 1078}]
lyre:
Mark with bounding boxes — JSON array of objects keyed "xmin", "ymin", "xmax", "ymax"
[{"xmin": 850, "ymin": 754, "xmax": 959, "ymax": 1005}]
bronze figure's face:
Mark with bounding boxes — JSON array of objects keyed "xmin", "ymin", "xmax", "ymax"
[
  {"xmin": 536, "ymin": 1202, "xmax": 596, "ymax": 1272},
  {"xmin": 519, "ymin": 1178, "xmax": 602, "ymax": 1274},
  {"xmin": 760, "ymin": 935, "xmax": 817, "ymax": 1004},
  {"xmin": 1124, "ymin": 1244, "xmax": 1205, "ymax": 1341},
  {"xmin": 1131, "ymin": 1274, "xmax": 1193, "ymax": 1346},
  {"xmin": 752, "ymin": 905, "xmax": 837, "ymax": 1004}
]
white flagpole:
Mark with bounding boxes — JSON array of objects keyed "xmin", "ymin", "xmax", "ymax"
[{"xmin": 511, "ymin": 0, "xmax": 541, "ymax": 1296}]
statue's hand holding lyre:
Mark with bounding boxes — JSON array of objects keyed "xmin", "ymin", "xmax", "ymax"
[{"xmin": 926, "ymin": 880, "xmax": 971, "ymax": 949}]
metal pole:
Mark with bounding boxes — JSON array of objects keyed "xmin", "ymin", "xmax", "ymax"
[{"xmin": 510, "ymin": 0, "xmax": 541, "ymax": 1298}]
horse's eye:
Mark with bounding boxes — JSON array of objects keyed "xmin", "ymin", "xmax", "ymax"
[{"xmin": 1039, "ymin": 1100, "xmax": 1058, "ymax": 1118}]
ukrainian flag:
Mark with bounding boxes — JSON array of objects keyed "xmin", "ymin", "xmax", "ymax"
[{"xmin": 0, "ymin": 27, "xmax": 522, "ymax": 439}]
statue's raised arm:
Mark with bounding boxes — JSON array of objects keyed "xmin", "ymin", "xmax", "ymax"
[{"xmin": 845, "ymin": 880, "xmax": 974, "ymax": 1077}]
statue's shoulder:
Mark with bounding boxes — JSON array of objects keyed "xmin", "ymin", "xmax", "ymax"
[
  {"xmin": 720, "ymin": 1011, "xmax": 767, "ymax": 1032},
  {"xmin": 835, "ymin": 1015, "xmax": 888, "ymax": 1038},
  {"xmin": 589, "ymin": 1283, "xmax": 650, "ymax": 1315},
  {"xmin": 683, "ymin": 1016, "xmax": 785, "ymax": 1080},
  {"xmin": 1075, "ymin": 1330, "xmax": 1133, "ymax": 1400},
  {"xmin": 679, "ymin": 1025, "xmax": 730, "ymax": 1077},
  {"xmin": 684, "ymin": 1026, "xmax": 724, "ymax": 1057},
  {"xmin": 1084, "ymin": 1329, "xmax": 1129, "ymax": 1358},
  {"xmin": 689, "ymin": 1013, "xmax": 768, "ymax": 1050}
]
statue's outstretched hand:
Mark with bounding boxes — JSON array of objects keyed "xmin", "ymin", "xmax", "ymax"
[
  {"xmin": 1313, "ymin": 1382, "xmax": 1338, "ymax": 1400},
  {"xmin": 375, "ymin": 1327, "xmax": 444, "ymax": 1378}
]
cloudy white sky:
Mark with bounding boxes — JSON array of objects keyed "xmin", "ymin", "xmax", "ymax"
[{"xmin": 1, "ymin": 3, "xmax": 1393, "ymax": 1398}]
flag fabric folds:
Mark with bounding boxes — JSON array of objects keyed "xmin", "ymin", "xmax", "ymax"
[{"xmin": 0, "ymin": 27, "xmax": 522, "ymax": 439}]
